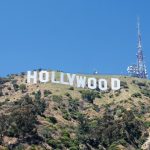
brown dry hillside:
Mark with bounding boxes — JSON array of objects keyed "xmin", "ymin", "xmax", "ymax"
[{"xmin": 0, "ymin": 71, "xmax": 150, "ymax": 150}]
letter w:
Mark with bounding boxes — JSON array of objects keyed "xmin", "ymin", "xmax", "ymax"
[{"xmin": 76, "ymin": 76, "xmax": 86, "ymax": 88}]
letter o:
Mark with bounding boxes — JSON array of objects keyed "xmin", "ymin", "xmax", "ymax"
[
  {"xmin": 98, "ymin": 79, "xmax": 107, "ymax": 91},
  {"xmin": 39, "ymin": 71, "xmax": 49, "ymax": 83},
  {"xmin": 88, "ymin": 78, "xmax": 97, "ymax": 89}
]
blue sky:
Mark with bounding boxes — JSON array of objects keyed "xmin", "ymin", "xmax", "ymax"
[{"xmin": 0, "ymin": 0, "xmax": 150, "ymax": 77}]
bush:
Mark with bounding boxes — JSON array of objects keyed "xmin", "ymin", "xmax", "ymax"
[
  {"xmin": 44, "ymin": 90, "xmax": 52, "ymax": 97},
  {"xmin": 0, "ymin": 89, "xmax": 3, "ymax": 96},
  {"xmin": 7, "ymin": 104, "xmax": 37, "ymax": 138},
  {"xmin": 120, "ymin": 81, "xmax": 128, "ymax": 89},
  {"xmin": 144, "ymin": 121, "xmax": 150, "ymax": 128},
  {"xmin": 7, "ymin": 87, "xmax": 11, "ymax": 90},
  {"xmin": 137, "ymin": 82, "xmax": 147, "ymax": 87},
  {"xmin": 141, "ymin": 89, "xmax": 150, "ymax": 98},
  {"xmin": 13, "ymin": 83, "xmax": 19, "ymax": 91},
  {"xmin": 0, "ymin": 114, "xmax": 8, "ymax": 143},
  {"xmin": 47, "ymin": 116, "xmax": 57, "ymax": 124},
  {"xmin": 35, "ymin": 93, "xmax": 46, "ymax": 115},
  {"xmin": 115, "ymin": 90, "xmax": 121, "ymax": 97},
  {"xmin": 109, "ymin": 94, "xmax": 114, "ymax": 98},
  {"xmin": 13, "ymin": 144, "xmax": 25, "ymax": 150},
  {"xmin": 69, "ymin": 87, "xmax": 74, "ymax": 90},
  {"xmin": 81, "ymin": 90, "xmax": 97, "ymax": 103},
  {"xmin": 35, "ymin": 90, "xmax": 41, "ymax": 100},
  {"xmin": 5, "ymin": 98, "xmax": 10, "ymax": 102},
  {"xmin": 61, "ymin": 130, "xmax": 70, "ymax": 138},
  {"xmin": 19, "ymin": 84, "xmax": 26, "ymax": 93},
  {"xmin": 63, "ymin": 111, "xmax": 71, "ymax": 120},
  {"xmin": 132, "ymin": 80, "xmax": 148, "ymax": 89},
  {"xmin": 52, "ymin": 95, "xmax": 63, "ymax": 103},
  {"xmin": 131, "ymin": 92, "xmax": 142, "ymax": 98},
  {"xmin": 0, "ymin": 95, "xmax": 44, "ymax": 145},
  {"xmin": 68, "ymin": 99, "xmax": 80, "ymax": 120},
  {"xmin": 47, "ymin": 139, "xmax": 62, "ymax": 149},
  {"xmin": 65, "ymin": 92, "xmax": 71, "ymax": 98},
  {"xmin": 108, "ymin": 143, "xmax": 118, "ymax": 150},
  {"xmin": 0, "ymin": 77, "xmax": 10, "ymax": 84},
  {"xmin": 77, "ymin": 107, "xmax": 148, "ymax": 149},
  {"xmin": 69, "ymin": 146, "xmax": 78, "ymax": 150}
]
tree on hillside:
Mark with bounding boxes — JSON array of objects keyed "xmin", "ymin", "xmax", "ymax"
[
  {"xmin": 19, "ymin": 84, "xmax": 26, "ymax": 93},
  {"xmin": 78, "ymin": 107, "xmax": 148, "ymax": 149},
  {"xmin": 0, "ymin": 113, "xmax": 8, "ymax": 144}
]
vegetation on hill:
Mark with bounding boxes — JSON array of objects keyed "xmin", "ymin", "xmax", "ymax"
[{"xmin": 0, "ymin": 73, "xmax": 150, "ymax": 150}]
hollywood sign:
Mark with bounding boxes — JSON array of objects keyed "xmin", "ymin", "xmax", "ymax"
[{"xmin": 27, "ymin": 71, "xmax": 120, "ymax": 91}]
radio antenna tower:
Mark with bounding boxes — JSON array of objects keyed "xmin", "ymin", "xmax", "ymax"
[
  {"xmin": 137, "ymin": 18, "xmax": 148, "ymax": 78},
  {"xmin": 127, "ymin": 18, "xmax": 148, "ymax": 79}
]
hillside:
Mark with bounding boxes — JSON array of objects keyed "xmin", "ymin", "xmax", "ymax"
[{"xmin": 0, "ymin": 71, "xmax": 150, "ymax": 150}]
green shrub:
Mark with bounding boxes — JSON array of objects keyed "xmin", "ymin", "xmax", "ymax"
[
  {"xmin": 47, "ymin": 116, "xmax": 57, "ymax": 124},
  {"xmin": 132, "ymin": 80, "xmax": 148, "ymax": 89},
  {"xmin": 35, "ymin": 98, "xmax": 46, "ymax": 115},
  {"xmin": 81, "ymin": 90, "xmax": 97, "ymax": 103},
  {"xmin": 69, "ymin": 87, "xmax": 74, "ymax": 90},
  {"xmin": 47, "ymin": 139, "xmax": 62, "ymax": 149},
  {"xmin": 93, "ymin": 104, "xmax": 100, "ymax": 112},
  {"xmin": 60, "ymin": 136, "xmax": 77, "ymax": 148},
  {"xmin": 108, "ymin": 143, "xmax": 118, "ymax": 150},
  {"xmin": 35, "ymin": 90, "xmax": 41, "ymax": 100},
  {"xmin": 65, "ymin": 92, "xmax": 71, "ymax": 98},
  {"xmin": 141, "ymin": 89, "xmax": 150, "ymax": 98},
  {"xmin": 39, "ymin": 127, "xmax": 52, "ymax": 139},
  {"xmin": 0, "ymin": 89, "xmax": 3, "ymax": 96},
  {"xmin": 144, "ymin": 121, "xmax": 150, "ymax": 128},
  {"xmin": 131, "ymin": 92, "xmax": 142, "ymax": 98},
  {"xmin": 115, "ymin": 90, "xmax": 121, "ymax": 97},
  {"xmin": 32, "ymin": 92, "xmax": 35, "ymax": 95},
  {"xmin": 0, "ymin": 77, "xmax": 10, "ymax": 84},
  {"xmin": 7, "ymin": 105, "xmax": 37, "ymax": 137},
  {"xmin": 13, "ymin": 83, "xmax": 19, "ymax": 91},
  {"xmin": 68, "ymin": 99, "xmax": 80, "ymax": 120},
  {"xmin": 7, "ymin": 87, "xmax": 11, "ymax": 90},
  {"xmin": 5, "ymin": 98, "xmax": 10, "ymax": 102},
  {"xmin": 140, "ymin": 105, "xmax": 150, "ymax": 114},
  {"xmin": 109, "ymin": 94, "xmax": 114, "ymax": 98},
  {"xmin": 137, "ymin": 82, "xmax": 147, "ymax": 87},
  {"xmin": 77, "ymin": 107, "xmax": 148, "ymax": 149},
  {"xmin": 52, "ymin": 95, "xmax": 63, "ymax": 102},
  {"xmin": 69, "ymin": 146, "xmax": 79, "ymax": 150},
  {"xmin": 44, "ymin": 90, "xmax": 52, "ymax": 97},
  {"xmin": 13, "ymin": 144, "xmax": 25, "ymax": 150},
  {"xmin": 120, "ymin": 81, "xmax": 128, "ymax": 89},
  {"xmin": 63, "ymin": 112, "xmax": 71, "ymax": 120},
  {"xmin": 61, "ymin": 130, "xmax": 70, "ymax": 138},
  {"xmin": 30, "ymin": 145, "xmax": 36, "ymax": 150},
  {"xmin": 19, "ymin": 84, "xmax": 26, "ymax": 93}
]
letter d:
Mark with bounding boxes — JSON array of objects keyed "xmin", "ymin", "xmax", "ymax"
[{"xmin": 111, "ymin": 78, "xmax": 120, "ymax": 90}]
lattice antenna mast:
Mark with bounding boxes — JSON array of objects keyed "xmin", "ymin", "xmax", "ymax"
[{"xmin": 137, "ymin": 18, "xmax": 148, "ymax": 78}]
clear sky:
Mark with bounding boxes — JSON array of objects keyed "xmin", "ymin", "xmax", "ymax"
[{"xmin": 0, "ymin": 0, "xmax": 150, "ymax": 77}]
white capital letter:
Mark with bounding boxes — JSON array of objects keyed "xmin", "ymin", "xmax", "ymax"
[
  {"xmin": 111, "ymin": 78, "xmax": 120, "ymax": 90},
  {"xmin": 67, "ymin": 73, "xmax": 76, "ymax": 86},
  {"xmin": 60, "ymin": 73, "xmax": 69, "ymax": 85},
  {"xmin": 88, "ymin": 78, "xmax": 97, "ymax": 89},
  {"xmin": 39, "ymin": 71, "xmax": 49, "ymax": 83},
  {"xmin": 51, "ymin": 71, "xmax": 60, "ymax": 84},
  {"xmin": 98, "ymin": 79, "xmax": 107, "ymax": 91},
  {"xmin": 76, "ymin": 76, "xmax": 86, "ymax": 88},
  {"xmin": 27, "ymin": 71, "xmax": 37, "ymax": 84}
]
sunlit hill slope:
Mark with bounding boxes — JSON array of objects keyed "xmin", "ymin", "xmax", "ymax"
[{"xmin": 0, "ymin": 71, "xmax": 150, "ymax": 150}]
